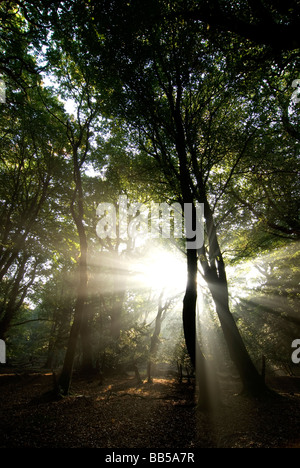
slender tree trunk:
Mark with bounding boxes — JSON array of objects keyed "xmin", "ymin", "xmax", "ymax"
[
  {"xmin": 183, "ymin": 247, "xmax": 212, "ymax": 408},
  {"xmin": 133, "ymin": 361, "xmax": 142, "ymax": 385},
  {"xmin": 58, "ymin": 145, "xmax": 89, "ymax": 395},
  {"xmin": 80, "ymin": 302, "xmax": 94, "ymax": 374},
  {"xmin": 111, "ymin": 289, "xmax": 125, "ymax": 340},
  {"xmin": 172, "ymin": 99, "xmax": 214, "ymax": 406},
  {"xmin": 171, "ymin": 80, "xmax": 266, "ymax": 399},
  {"xmin": 44, "ymin": 322, "xmax": 57, "ymax": 369},
  {"xmin": 147, "ymin": 292, "xmax": 164, "ymax": 383},
  {"xmin": 200, "ymin": 196, "xmax": 267, "ymax": 396},
  {"xmin": 0, "ymin": 255, "xmax": 29, "ymax": 339},
  {"xmin": 182, "ymin": 248, "xmax": 197, "ymax": 368},
  {"xmin": 58, "ymin": 248, "xmax": 88, "ymax": 395},
  {"xmin": 210, "ymin": 279, "xmax": 266, "ymax": 394}
]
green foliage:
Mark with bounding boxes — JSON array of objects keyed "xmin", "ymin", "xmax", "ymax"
[
  {"xmin": 0, "ymin": 64, "xmax": 72, "ymax": 339},
  {"xmin": 0, "ymin": 0, "xmax": 299, "ymax": 379},
  {"xmin": 228, "ymin": 242, "xmax": 300, "ymax": 372},
  {"xmin": 173, "ymin": 333, "xmax": 193, "ymax": 370}
]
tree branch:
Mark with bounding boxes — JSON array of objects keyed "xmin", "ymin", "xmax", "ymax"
[
  {"xmin": 11, "ymin": 318, "xmax": 53, "ymax": 328},
  {"xmin": 182, "ymin": 1, "xmax": 300, "ymax": 51}
]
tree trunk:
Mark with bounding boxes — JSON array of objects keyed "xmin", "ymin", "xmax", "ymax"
[
  {"xmin": 209, "ymin": 278, "xmax": 266, "ymax": 395},
  {"xmin": 80, "ymin": 302, "xmax": 94, "ymax": 374},
  {"xmin": 133, "ymin": 362, "xmax": 142, "ymax": 385},
  {"xmin": 58, "ymin": 144, "xmax": 89, "ymax": 395},
  {"xmin": 58, "ymin": 249, "xmax": 88, "ymax": 395},
  {"xmin": 0, "ymin": 255, "xmax": 29, "ymax": 339},
  {"xmin": 172, "ymin": 103, "xmax": 214, "ymax": 406},
  {"xmin": 44, "ymin": 332, "xmax": 56, "ymax": 369},
  {"xmin": 182, "ymin": 248, "xmax": 197, "ymax": 368},
  {"xmin": 171, "ymin": 72, "xmax": 266, "ymax": 398},
  {"xmin": 147, "ymin": 292, "xmax": 164, "ymax": 383},
  {"xmin": 111, "ymin": 289, "xmax": 125, "ymax": 340},
  {"xmin": 183, "ymin": 248, "xmax": 213, "ymax": 408},
  {"xmin": 200, "ymin": 196, "xmax": 267, "ymax": 396}
]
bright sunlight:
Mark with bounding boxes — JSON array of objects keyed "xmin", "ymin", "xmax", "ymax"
[{"xmin": 131, "ymin": 246, "xmax": 187, "ymax": 296}]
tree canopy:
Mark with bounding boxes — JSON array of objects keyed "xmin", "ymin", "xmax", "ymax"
[{"xmin": 0, "ymin": 0, "xmax": 299, "ymax": 404}]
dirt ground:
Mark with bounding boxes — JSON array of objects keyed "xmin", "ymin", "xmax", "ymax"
[{"xmin": 0, "ymin": 369, "xmax": 299, "ymax": 448}]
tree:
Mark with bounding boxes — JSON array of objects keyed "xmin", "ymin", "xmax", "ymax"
[
  {"xmin": 2, "ymin": 0, "xmax": 297, "ymax": 405},
  {"xmin": 47, "ymin": 0, "xmax": 272, "ymax": 397},
  {"xmin": 0, "ymin": 73, "xmax": 68, "ymax": 339},
  {"xmin": 228, "ymin": 242, "xmax": 300, "ymax": 375},
  {"xmin": 41, "ymin": 52, "xmax": 104, "ymax": 394},
  {"xmin": 147, "ymin": 291, "xmax": 172, "ymax": 384},
  {"xmin": 0, "ymin": 0, "xmax": 43, "ymax": 88},
  {"xmin": 182, "ymin": 0, "xmax": 300, "ymax": 52}
]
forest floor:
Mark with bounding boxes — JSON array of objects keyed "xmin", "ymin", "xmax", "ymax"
[{"xmin": 0, "ymin": 368, "xmax": 299, "ymax": 449}]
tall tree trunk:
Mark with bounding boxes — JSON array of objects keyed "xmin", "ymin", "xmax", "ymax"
[
  {"xmin": 147, "ymin": 291, "xmax": 164, "ymax": 383},
  {"xmin": 172, "ymin": 97, "xmax": 215, "ymax": 406},
  {"xmin": 182, "ymin": 248, "xmax": 197, "ymax": 369},
  {"xmin": 209, "ymin": 276, "xmax": 266, "ymax": 395},
  {"xmin": 200, "ymin": 196, "xmax": 267, "ymax": 396},
  {"xmin": 58, "ymin": 145, "xmax": 89, "ymax": 395},
  {"xmin": 58, "ymin": 246, "xmax": 88, "ymax": 395},
  {"xmin": 171, "ymin": 78, "xmax": 266, "ymax": 398},
  {"xmin": 183, "ymin": 247, "xmax": 213, "ymax": 408}
]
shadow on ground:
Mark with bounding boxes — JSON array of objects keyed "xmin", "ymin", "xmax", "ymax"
[{"xmin": 0, "ymin": 370, "xmax": 299, "ymax": 448}]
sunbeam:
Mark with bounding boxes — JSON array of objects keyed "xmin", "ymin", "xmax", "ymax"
[{"xmin": 130, "ymin": 246, "xmax": 187, "ymax": 296}]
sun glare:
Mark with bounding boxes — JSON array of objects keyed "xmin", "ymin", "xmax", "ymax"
[{"xmin": 131, "ymin": 247, "xmax": 187, "ymax": 295}]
